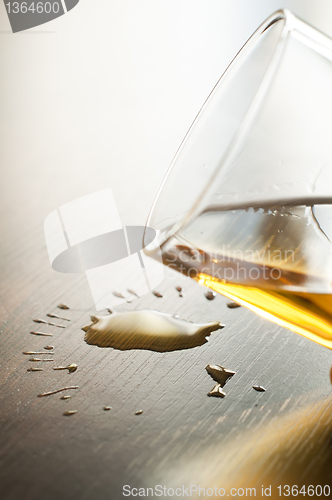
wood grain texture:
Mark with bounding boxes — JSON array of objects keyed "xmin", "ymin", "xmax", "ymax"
[
  {"xmin": 1, "ymin": 204, "xmax": 332, "ymax": 500},
  {"xmin": 0, "ymin": 17, "xmax": 331, "ymax": 498}
]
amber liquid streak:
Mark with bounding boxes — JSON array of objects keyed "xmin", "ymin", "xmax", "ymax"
[
  {"xmin": 197, "ymin": 274, "xmax": 332, "ymax": 349},
  {"xmin": 158, "ymin": 204, "xmax": 332, "ymax": 350}
]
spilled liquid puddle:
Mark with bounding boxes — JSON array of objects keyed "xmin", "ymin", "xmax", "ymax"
[
  {"xmin": 206, "ymin": 364, "xmax": 236, "ymax": 398},
  {"xmin": 83, "ymin": 310, "xmax": 223, "ymax": 352}
]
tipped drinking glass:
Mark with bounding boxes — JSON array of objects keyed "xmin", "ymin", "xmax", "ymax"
[{"xmin": 145, "ymin": 9, "xmax": 332, "ymax": 349}]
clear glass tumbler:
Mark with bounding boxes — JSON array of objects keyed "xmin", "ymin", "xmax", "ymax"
[{"xmin": 145, "ymin": 9, "xmax": 332, "ymax": 349}]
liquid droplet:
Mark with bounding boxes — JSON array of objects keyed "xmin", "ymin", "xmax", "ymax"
[
  {"xmin": 207, "ymin": 384, "xmax": 226, "ymax": 398},
  {"xmin": 63, "ymin": 410, "xmax": 77, "ymax": 416},
  {"xmin": 253, "ymin": 385, "xmax": 266, "ymax": 392},
  {"xmin": 29, "ymin": 357, "xmax": 54, "ymax": 362},
  {"xmin": 58, "ymin": 304, "xmax": 70, "ymax": 309},
  {"xmin": 227, "ymin": 302, "xmax": 241, "ymax": 309},
  {"xmin": 38, "ymin": 386, "xmax": 79, "ymax": 397},
  {"xmin": 176, "ymin": 286, "xmax": 182, "ymax": 292},
  {"xmin": 44, "ymin": 345, "xmax": 54, "ymax": 350},
  {"xmin": 67, "ymin": 363, "xmax": 78, "ymax": 373},
  {"xmin": 23, "ymin": 351, "xmax": 54, "ymax": 355},
  {"xmin": 205, "ymin": 291, "xmax": 216, "ymax": 300},
  {"xmin": 83, "ymin": 310, "xmax": 224, "ymax": 352},
  {"xmin": 113, "ymin": 291, "xmax": 126, "ymax": 299},
  {"xmin": 61, "ymin": 395, "xmax": 71, "ymax": 400},
  {"xmin": 53, "ymin": 363, "xmax": 77, "ymax": 373},
  {"xmin": 103, "ymin": 406, "xmax": 112, "ymax": 411},
  {"xmin": 30, "ymin": 331, "xmax": 53, "ymax": 337},
  {"xmin": 205, "ymin": 365, "xmax": 236, "ymax": 386},
  {"xmin": 127, "ymin": 289, "xmax": 139, "ymax": 297},
  {"xmin": 47, "ymin": 313, "xmax": 70, "ymax": 321},
  {"xmin": 27, "ymin": 367, "xmax": 43, "ymax": 372},
  {"xmin": 33, "ymin": 319, "xmax": 65, "ymax": 328},
  {"xmin": 152, "ymin": 291, "xmax": 163, "ymax": 298},
  {"xmin": 135, "ymin": 410, "xmax": 143, "ymax": 415}
]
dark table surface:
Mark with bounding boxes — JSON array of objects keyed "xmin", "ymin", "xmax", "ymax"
[
  {"xmin": 1, "ymin": 3, "xmax": 332, "ymax": 498},
  {"xmin": 1, "ymin": 191, "xmax": 332, "ymax": 499}
]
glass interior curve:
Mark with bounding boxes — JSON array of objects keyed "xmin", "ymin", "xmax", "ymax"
[{"xmin": 145, "ymin": 9, "xmax": 332, "ymax": 349}]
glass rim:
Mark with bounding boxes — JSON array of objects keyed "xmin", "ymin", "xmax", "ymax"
[{"xmin": 145, "ymin": 8, "xmax": 332, "ymax": 255}]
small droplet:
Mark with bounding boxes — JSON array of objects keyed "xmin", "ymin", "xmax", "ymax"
[
  {"xmin": 205, "ymin": 291, "xmax": 216, "ymax": 300},
  {"xmin": 29, "ymin": 357, "xmax": 53, "ymax": 362},
  {"xmin": 113, "ymin": 291, "xmax": 126, "ymax": 299},
  {"xmin": 61, "ymin": 395, "xmax": 71, "ymax": 400},
  {"xmin": 47, "ymin": 313, "xmax": 70, "ymax": 321},
  {"xmin": 30, "ymin": 331, "xmax": 53, "ymax": 337},
  {"xmin": 23, "ymin": 351, "xmax": 54, "ymax": 355},
  {"xmin": 58, "ymin": 304, "xmax": 70, "ymax": 310},
  {"xmin": 27, "ymin": 367, "xmax": 43, "ymax": 372},
  {"xmin": 205, "ymin": 365, "xmax": 236, "ymax": 387},
  {"xmin": 63, "ymin": 410, "xmax": 77, "ymax": 416},
  {"xmin": 33, "ymin": 319, "xmax": 65, "ymax": 328},
  {"xmin": 98, "ymin": 308, "xmax": 113, "ymax": 316},
  {"xmin": 38, "ymin": 386, "xmax": 79, "ymax": 397},
  {"xmin": 152, "ymin": 291, "xmax": 163, "ymax": 298},
  {"xmin": 44, "ymin": 345, "xmax": 54, "ymax": 350},
  {"xmin": 67, "ymin": 363, "xmax": 78, "ymax": 373},
  {"xmin": 135, "ymin": 410, "xmax": 143, "ymax": 415},
  {"xmin": 127, "ymin": 289, "xmax": 139, "ymax": 297},
  {"xmin": 104, "ymin": 406, "xmax": 112, "ymax": 411},
  {"xmin": 253, "ymin": 385, "xmax": 266, "ymax": 392},
  {"xmin": 227, "ymin": 302, "xmax": 241, "ymax": 309},
  {"xmin": 176, "ymin": 286, "xmax": 182, "ymax": 292},
  {"xmin": 207, "ymin": 384, "xmax": 226, "ymax": 398},
  {"xmin": 179, "ymin": 293, "xmax": 183, "ymax": 298},
  {"xmin": 53, "ymin": 363, "xmax": 78, "ymax": 373}
]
